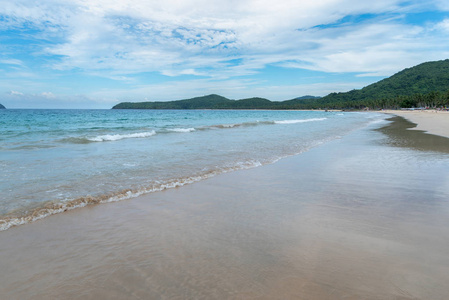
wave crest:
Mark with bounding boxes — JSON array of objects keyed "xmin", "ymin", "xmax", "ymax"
[
  {"xmin": 88, "ymin": 131, "xmax": 156, "ymax": 142},
  {"xmin": 274, "ymin": 118, "xmax": 327, "ymax": 124},
  {"xmin": 0, "ymin": 159, "xmax": 265, "ymax": 231},
  {"xmin": 167, "ymin": 128, "xmax": 195, "ymax": 133}
]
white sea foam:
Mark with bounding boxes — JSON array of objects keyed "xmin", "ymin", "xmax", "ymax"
[
  {"xmin": 0, "ymin": 128, "xmax": 351, "ymax": 232},
  {"xmin": 88, "ymin": 131, "xmax": 156, "ymax": 142},
  {"xmin": 2, "ymin": 109, "xmax": 386, "ymax": 232},
  {"xmin": 0, "ymin": 158, "xmax": 266, "ymax": 231},
  {"xmin": 168, "ymin": 128, "xmax": 195, "ymax": 133},
  {"xmin": 274, "ymin": 117, "xmax": 327, "ymax": 124}
]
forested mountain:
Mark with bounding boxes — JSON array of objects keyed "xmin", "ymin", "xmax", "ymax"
[
  {"xmin": 113, "ymin": 59, "xmax": 449, "ymax": 110},
  {"xmin": 112, "ymin": 94, "xmax": 319, "ymax": 109},
  {"xmin": 309, "ymin": 59, "xmax": 449, "ymax": 109},
  {"xmin": 0, "ymin": 103, "xmax": 5, "ymax": 109},
  {"xmin": 113, "ymin": 94, "xmax": 231, "ymax": 109}
]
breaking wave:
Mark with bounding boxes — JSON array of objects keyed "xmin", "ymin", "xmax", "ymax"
[
  {"xmin": 274, "ymin": 118, "xmax": 327, "ymax": 124},
  {"xmin": 60, "ymin": 131, "xmax": 157, "ymax": 144},
  {"xmin": 88, "ymin": 131, "xmax": 157, "ymax": 142},
  {"xmin": 0, "ymin": 159, "xmax": 265, "ymax": 231},
  {"xmin": 167, "ymin": 128, "xmax": 195, "ymax": 133},
  {"xmin": 207, "ymin": 117, "xmax": 327, "ymax": 129},
  {"xmin": 60, "ymin": 118, "xmax": 328, "ymax": 144}
]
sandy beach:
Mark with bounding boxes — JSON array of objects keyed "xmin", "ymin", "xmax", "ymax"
[
  {"xmin": 381, "ymin": 109, "xmax": 449, "ymax": 138},
  {"xmin": 1, "ymin": 116, "xmax": 449, "ymax": 299}
]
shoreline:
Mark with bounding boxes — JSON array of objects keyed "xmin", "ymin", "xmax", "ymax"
[
  {"xmin": 380, "ymin": 109, "xmax": 449, "ymax": 138},
  {"xmin": 0, "ymin": 110, "xmax": 348, "ymax": 232},
  {"xmin": 1, "ymin": 117, "xmax": 449, "ymax": 299}
]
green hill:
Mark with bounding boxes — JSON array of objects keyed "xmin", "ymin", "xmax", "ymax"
[
  {"xmin": 113, "ymin": 94, "xmax": 233, "ymax": 109},
  {"xmin": 112, "ymin": 59, "xmax": 449, "ymax": 110},
  {"xmin": 113, "ymin": 94, "xmax": 278, "ymax": 109},
  {"xmin": 360, "ymin": 60, "xmax": 449, "ymax": 96},
  {"xmin": 112, "ymin": 94, "xmax": 320, "ymax": 109},
  {"xmin": 311, "ymin": 59, "xmax": 449, "ymax": 109},
  {"xmin": 230, "ymin": 97, "xmax": 274, "ymax": 109},
  {"xmin": 0, "ymin": 103, "xmax": 5, "ymax": 109}
]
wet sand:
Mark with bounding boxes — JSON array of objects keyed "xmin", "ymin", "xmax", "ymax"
[
  {"xmin": 381, "ymin": 110, "xmax": 449, "ymax": 138},
  {"xmin": 377, "ymin": 116, "xmax": 449, "ymax": 154},
  {"xmin": 1, "ymin": 118, "xmax": 449, "ymax": 299}
]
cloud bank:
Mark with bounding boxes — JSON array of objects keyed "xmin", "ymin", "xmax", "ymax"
[{"xmin": 1, "ymin": 0, "xmax": 449, "ymax": 107}]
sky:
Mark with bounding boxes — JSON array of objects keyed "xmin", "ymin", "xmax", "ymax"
[{"xmin": 1, "ymin": 0, "xmax": 449, "ymax": 108}]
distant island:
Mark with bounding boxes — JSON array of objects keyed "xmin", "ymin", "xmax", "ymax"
[
  {"xmin": 0, "ymin": 103, "xmax": 5, "ymax": 109},
  {"xmin": 113, "ymin": 59, "xmax": 449, "ymax": 110}
]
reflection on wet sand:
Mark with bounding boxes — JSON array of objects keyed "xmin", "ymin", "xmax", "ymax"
[
  {"xmin": 378, "ymin": 116, "xmax": 449, "ymax": 153},
  {"xmin": 1, "ymin": 118, "xmax": 449, "ymax": 299}
]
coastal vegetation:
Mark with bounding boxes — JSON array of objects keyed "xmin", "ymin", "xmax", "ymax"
[{"xmin": 113, "ymin": 59, "xmax": 449, "ymax": 110}]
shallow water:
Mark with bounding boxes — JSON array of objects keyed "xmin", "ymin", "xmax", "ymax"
[
  {"xmin": 1, "ymin": 118, "xmax": 448, "ymax": 299},
  {"xmin": 0, "ymin": 109, "xmax": 383, "ymax": 230}
]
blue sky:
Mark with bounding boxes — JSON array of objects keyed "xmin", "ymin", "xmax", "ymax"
[{"xmin": 1, "ymin": 0, "xmax": 449, "ymax": 108}]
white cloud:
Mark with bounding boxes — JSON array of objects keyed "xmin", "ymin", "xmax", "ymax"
[
  {"xmin": 434, "ymin": 19, "xmax": 449, "ymax": 32},
  {"xmin": 10, "ymin": 90, "xmax": 24, "ymax": 95},
  {"xmin": 0, "ymin": 59, "xmax": 25, "ymax": 66},
  {"xmin": 1, "ymin": 0, "xmax": 449, "ymax": 104},
  {"xmin": 41, "ymin": 92, "xmax": 56, "ymax": 98},
  {"xmin": 434, "ymin": 0, "xmax": 449, "ymax": 11},
  {"xmin": 0, "ymin": 0, "xmax": 418, "ymax": 75},
  {"xmin": 2, "ymin": 90, "xmax": 106, "ymax": 109}
]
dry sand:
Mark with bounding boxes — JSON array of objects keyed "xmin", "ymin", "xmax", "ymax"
[{"xmin": 381, "ymin": 109, "xmax": 449, "ymax": 138}]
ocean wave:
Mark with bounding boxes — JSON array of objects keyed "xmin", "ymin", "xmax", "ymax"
[
  {"xmin": 58, "ymin": 118, "xmax": 326, "ymax": 145},
  {"xmin": 59, "ymin": 131, "xmax": 157, "ymax": 144},
  {"xmin": 214, "ymin": 124, "xmax": 239, "ymax": 128},
  {"xmin": 208, "ymin": 120, "xmax": 271, "ymax": 129},
  {"xmin": 88, "ymin": 131, "xmax": 156, "ymax": 142},
  {"xmin": 274, "ymin": 117, "xmax": 327, "ymax": 124},
  {"xmin": 167, "ymin": 128, "xmax": 195, "ymax": 133},
  {"xmin": 208, "ymin": 118, "xmax": 327, "ymax": 129},
  {"xmin": 0, "ymin": 125, "xmax": 352, "ymax": 232},
  {"xmin": 0, "ymin": 159, "xmax": 266, "ymax": 231},
  {"xmin": 7, "ymin": 144, "xmax": 57, "ymax": 150}
]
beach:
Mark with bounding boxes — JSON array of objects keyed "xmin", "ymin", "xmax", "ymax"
[
  {"xmin": 1, "ymin": 114, "xmax": 449, "ymax": 299},
  {"xmin": 381, "ymin": 109, "xmax": 449, "ymax": 138}
]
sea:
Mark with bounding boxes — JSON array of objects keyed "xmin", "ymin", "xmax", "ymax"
[{"xmin": 0, "ymin": 109, "xmax": 386, "ymax": 230}]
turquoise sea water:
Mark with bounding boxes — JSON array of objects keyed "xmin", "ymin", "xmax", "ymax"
[{"xmin": 0, "ymin": 109, "xmax": 386, "ymax": 230}]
